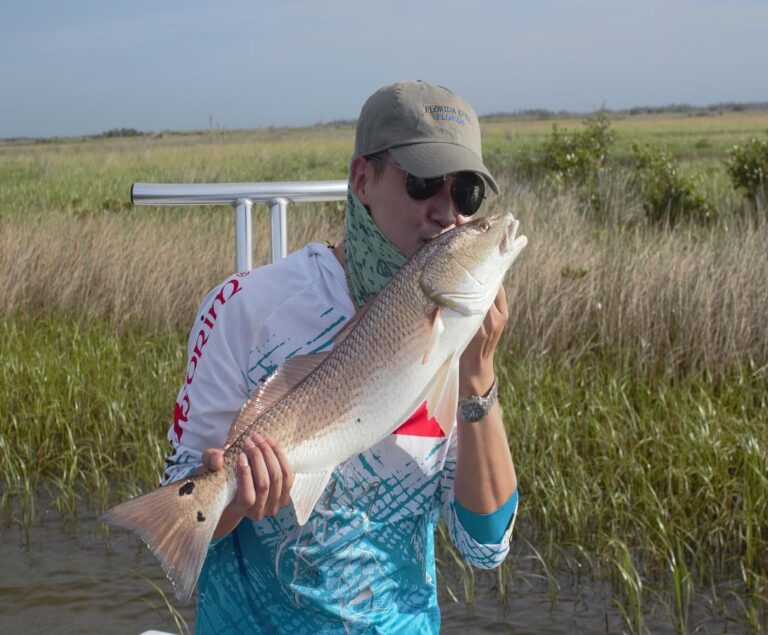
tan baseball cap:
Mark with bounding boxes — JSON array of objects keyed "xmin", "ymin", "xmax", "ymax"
[{"xmin": 354, "ymin": 80, "xmax": 499, "ymax": 194}]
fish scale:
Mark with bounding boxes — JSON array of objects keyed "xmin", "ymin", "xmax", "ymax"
[{"xmin": 101, "ymin": 212, "xmax": 527, "ymax": 603}]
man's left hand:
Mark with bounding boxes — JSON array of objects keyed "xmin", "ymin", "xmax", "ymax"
[{"xmin": 458, "ymin": 285, "xmax": 508, "ymax": 397}]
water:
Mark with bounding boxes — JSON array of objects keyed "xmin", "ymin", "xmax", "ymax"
[
  {"xmin": 1, "ymin": 508, "xmax": 193, "ymax": 635},
  {"xmin": 0, "ymin": 507, "xmax": 742, "ymax": 634}
]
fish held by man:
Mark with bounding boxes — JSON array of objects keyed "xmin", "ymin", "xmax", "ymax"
[{"xmin": 101, "ymin": 212, "xmax": 528, "ymax": 603}]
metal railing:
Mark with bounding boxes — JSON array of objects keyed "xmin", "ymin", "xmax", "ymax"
[{"xmin": 131, "ymin": 180, "xmax": 349, "ymax": 271}]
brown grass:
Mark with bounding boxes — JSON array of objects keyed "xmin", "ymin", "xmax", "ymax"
[
  {"xmin": 1, "ymin": 176, "xmax": 765, "ymax": 377},
  {"xmin": 500, "ymin": 181, "xmax": 768, "ymax": 374}
]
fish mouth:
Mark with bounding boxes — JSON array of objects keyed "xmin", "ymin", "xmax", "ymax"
[{"xmin": 500, "ymin": 215, "xmax": 519, "ymax": 255}]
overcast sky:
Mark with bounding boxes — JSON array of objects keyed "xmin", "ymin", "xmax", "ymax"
[{"xmin": 1, "ymin": 0, "xmax": 766, "ymax": 138}]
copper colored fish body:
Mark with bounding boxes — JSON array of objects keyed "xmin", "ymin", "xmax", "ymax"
[{"xmin": 101, "ymin": 213, "xmax": 527, "ymax": 603}]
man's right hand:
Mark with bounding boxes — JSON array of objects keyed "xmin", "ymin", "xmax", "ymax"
[{"xmin": 201, "ymin": 433, "xmax": 294, "ymax": 539}]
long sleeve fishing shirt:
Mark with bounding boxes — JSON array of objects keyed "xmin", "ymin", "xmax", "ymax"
[{"xmin": 163, "ymin": 243, "xmax": 517, "ymax": 634}]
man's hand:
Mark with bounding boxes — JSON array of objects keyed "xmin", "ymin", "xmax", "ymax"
[
  {"xmin": 202, "ymin": 433, "xmax": 294, "ymax": 538},
  {"xmin": 458, "ymin": 285, "xmax": 508, "ymax": 397}
]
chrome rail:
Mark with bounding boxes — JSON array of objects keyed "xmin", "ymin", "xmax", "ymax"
[{"xmin": 131, "ymin": 181, "xmax": 348, "ymax": 271}]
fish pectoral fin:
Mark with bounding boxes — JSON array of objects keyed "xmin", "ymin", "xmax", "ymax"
[
  {"xmin": 425, "ymin": 354, "xmax": 459, "ymax": 437},
  {"xmin": 291, "ymin": 470, "xmax": 333, "ymax": 526},
  {"xmin": 422, "ymin": 307, "xmax": 444, "ymax": 365},
  {"xmin": 226, "ymin": 351, "xmax": 330, "ymax": 445}
]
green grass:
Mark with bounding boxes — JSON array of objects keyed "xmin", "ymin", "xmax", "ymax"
[
  {"xmin": 2, "ymin": 110, "xmax": 766, "ymax": 220},
  {"xmin": 1, "ymin": 312, "xmax": 765, "ymax": 630},
  {"xmin": 0, "ymin": 313, "xmax": 185, "ymax": 527},
  {"xmin": 482, "ymin": 109, "xmax": 768, "ymax": 163}
]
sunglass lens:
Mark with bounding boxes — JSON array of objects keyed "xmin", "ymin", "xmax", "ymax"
[
  {"xmin": 403, "ymin": 170, "xmax": 485, "ymax": 216},
  {"xmin": 452, "ymin": 172, "xmax": 485, "ymax": 216},
  {"xmin": 405, "ymin": 174, "xmax": 445, "ymax": 200}
]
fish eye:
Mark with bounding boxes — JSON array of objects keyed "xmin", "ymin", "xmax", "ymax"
[{"xmin": 477, "ymin": 220, "xmax": 490, "ymax": 232}]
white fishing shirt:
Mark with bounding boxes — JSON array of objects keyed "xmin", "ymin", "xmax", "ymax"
[{"xmin": 163, "ymin": 243, "xmax": 516, "ymax": 634}]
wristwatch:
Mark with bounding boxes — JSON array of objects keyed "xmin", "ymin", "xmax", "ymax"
[{"xmin": 457, "ymin": 377, "xmax": 498, "ymax": 423}]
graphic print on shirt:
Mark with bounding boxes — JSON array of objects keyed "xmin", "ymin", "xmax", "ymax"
[
  {"xmin": 266, "ymin": 435, "xmax": 447, "ymax": 631},
  {"xmin": 247, "ymin": 303, "xmax": 348, "ymax": 389}
]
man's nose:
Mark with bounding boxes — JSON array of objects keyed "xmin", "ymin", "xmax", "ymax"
[{"xmin": 428, "ymin": 179, "xmax": 458, "ymax": 227}]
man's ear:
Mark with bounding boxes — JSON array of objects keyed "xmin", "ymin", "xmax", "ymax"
[{"xmin": 349, "ymin": 156, "xmax": 371, "ymax": 204}]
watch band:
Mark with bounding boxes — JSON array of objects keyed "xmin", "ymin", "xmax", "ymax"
[{"xmin": 457, "ymin": 377, "xmax": 498, "ymax": 423}]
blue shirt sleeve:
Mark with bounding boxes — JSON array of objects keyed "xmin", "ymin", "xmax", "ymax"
[{"xmin": 453, "ymin": 488, "xmax": 519, "ymax": 545}]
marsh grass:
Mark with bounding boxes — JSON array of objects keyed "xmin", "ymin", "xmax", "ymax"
[
  {"xmin": 0, "ymin": 314, "xmax": 185, "ymax": 529},
  {"xmin": 2, "ymin": 180, "xmax": 766, "ymax": 376},
  {"xmin": 137, "ymin": 571, "xmax": 191, "ymax": 635},
  {"xmin": 1, "ymin": 120, "xmax": 767, "ymax": 630},
  {"xmin": 498, "ymin": 356, "xmax": 767, "ymax": 631},
  {"xmin": 0, "ymin": 204, "xmax": 344, "ymax": 328}
]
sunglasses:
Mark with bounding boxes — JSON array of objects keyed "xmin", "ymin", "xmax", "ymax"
[{"xmin": 366, "ymin": 156, "xmax": 486, "ymax": 217}]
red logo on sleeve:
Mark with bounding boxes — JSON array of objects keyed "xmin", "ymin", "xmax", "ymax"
[{"xmin": 173, "ymin": 274, "xmax": 246, "ymax": 440}]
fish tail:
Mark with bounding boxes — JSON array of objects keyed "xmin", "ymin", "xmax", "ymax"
[{"xmin": 101, "ymin": 472, "xmax": 231, "ymax": 604}]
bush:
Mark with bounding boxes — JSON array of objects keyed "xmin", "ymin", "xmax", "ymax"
[
  {"xmin": 726, "ymin": 137, "xmax": 768, "ymax": 206},
  {"xmin": 631, "ymin": 142, "xmax": 712, "ymax": 225},
  {"xmin": 534, "ymin": 111, "xmax": 616, "ymax": 187}
]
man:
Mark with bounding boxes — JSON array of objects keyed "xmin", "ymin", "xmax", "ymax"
[{"xmin": 164, "ymin": 80, "xmax": 519, "ymax": 633}]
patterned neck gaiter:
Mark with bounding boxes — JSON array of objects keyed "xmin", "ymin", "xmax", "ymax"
[{"xmin": 343, "ymin": 185, "xmax": 407, "ymax": 309}]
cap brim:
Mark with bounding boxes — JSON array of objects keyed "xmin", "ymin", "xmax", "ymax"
[{"xmin": 390, "ymin": 143, "xmax": 500, "ymax": 195}]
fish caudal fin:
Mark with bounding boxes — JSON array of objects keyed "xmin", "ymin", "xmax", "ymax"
[{"xmin": 101, "ymin": 474, "xmax": 230, "ymax": 604}]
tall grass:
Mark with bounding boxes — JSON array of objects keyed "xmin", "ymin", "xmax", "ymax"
[
  {"xmin": 0, "ymin": 205, "xmax": 343, "ymax": 329},
  {"xmin": 500, "ymin": 180, "xmax": 768, "ymax": 375},
  {"xmin": 497, "ymin": 356, "xmax": 767, "ymax": 631},
  {"xmin": 0, "ymin": 314, "xmax": 185, "ymax": 529},
  {"xmin": 2, "ymin": 177, "xmax": 765, "ymax": 376}
]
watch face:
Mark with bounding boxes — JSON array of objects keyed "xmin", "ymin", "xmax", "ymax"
[{"xmin": 459, "ymin": 400, "xmax": 486, "ymax": 423}]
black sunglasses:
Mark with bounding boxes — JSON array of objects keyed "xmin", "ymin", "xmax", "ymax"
[{"xmin": 366, "ymin": 156, "xmax": 486, "ymax": 217}]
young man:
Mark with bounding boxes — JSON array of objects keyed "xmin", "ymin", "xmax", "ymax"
[{"xmin": 164, "ymin": 80, "xmax": 519, "ymax": 633}]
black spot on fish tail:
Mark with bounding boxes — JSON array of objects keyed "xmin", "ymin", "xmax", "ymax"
[
  {"xmin": 197, "ymin": 511, "xmax": 206, "ymax": 522},
  {"xmin": 178, "ymin": 481, "xmax": 195, "ymax": 496}
]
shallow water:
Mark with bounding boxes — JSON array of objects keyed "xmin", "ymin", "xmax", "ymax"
[{"xmin": 0, "ymin": 506, "xmax": 741, "ymax": 634}]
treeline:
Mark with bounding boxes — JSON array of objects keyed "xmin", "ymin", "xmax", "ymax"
[{"xmin": 483, "ymin": 101, "xmax": 768, "ymax": 120}]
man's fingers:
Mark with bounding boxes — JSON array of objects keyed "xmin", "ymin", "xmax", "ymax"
[
  {"xmin": 227, "ymin": 434, "xmax": 295, "ymax": 522},
  {"xmin": 235, "ymin": 451, "xmax": 255, "ymax": 512},
  {"xmin": 495, "ymin": 286, "xmax": 508, "ymax": 317},
  {"xmin": 255, "ymin": 435, "xmax": 283, "ymax": 516},
  {"xmin": 244, "ymin": 437, "xmax": 269, "ymax": 520},
  {"xmin": 268, "ymin": 438, "xmax": 295, "ymax": 507},
  {"xmin": 202, "ymin": 448, "xmax": 224, "ymax": 472}
]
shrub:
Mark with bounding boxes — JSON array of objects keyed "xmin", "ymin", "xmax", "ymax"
[
  {"xmin": 535, "ymin": 111, "xmax": 616, "ymax": 187},
  {"xmin": 631, "ymin": 142, "xmax": 712, "ymax": 225},
  {"xmin": 726, "ymin": 137, "xmax": 768, "ymax": 206}
]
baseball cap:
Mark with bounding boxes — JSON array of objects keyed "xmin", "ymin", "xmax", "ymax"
[{"xmin": 354, "ymin": 80, "xmax": 499, "ymax": 194}]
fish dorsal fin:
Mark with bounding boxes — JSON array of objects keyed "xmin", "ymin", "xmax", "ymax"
[
  {"xmin": 225, "ymin": 352, "xmax": 330, "ymax": 446},
  {"xmin": 331, "ymin": 300, "xmax": 372, "ymax": 348},
  {"xmin": 425, "ymin": 353, "xmax": 459, "ymax": 437},
  {"xmin": 422, "ymin": 307, "xmax": 444, "ymax": 365},
  {"xmin": 291, "ymin": 470, "xmax": 333, "ymax": 525}
]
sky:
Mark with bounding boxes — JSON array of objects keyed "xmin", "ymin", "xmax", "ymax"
[{"xmin": 1, "ymin": 0, "xmax": 766, "ymax": 139}]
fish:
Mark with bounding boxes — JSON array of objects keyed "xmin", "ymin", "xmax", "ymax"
[{"xmin": 101, "ymin": 212, "xmax": 528, "ymax": 603}]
